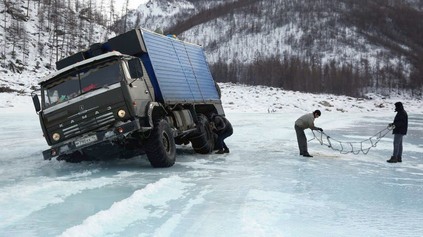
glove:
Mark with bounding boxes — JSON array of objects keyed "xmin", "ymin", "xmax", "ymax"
[
  {"xmin": 317, "ymin": 127, "xmax": 323, "ymax": 132},
  {"xmin": 388, "ymin": 123, "xmax": 394, "ymax": 127}
]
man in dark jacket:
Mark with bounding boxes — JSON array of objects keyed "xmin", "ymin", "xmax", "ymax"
[
  {"xmin": 387, "ymin": 102, "xmax": 408, "ymax": 163},
  {"xmin": 211, "ymin": 114, "xmax": 233, "ymax": 154},
  {"xmin": 294, "ymin": 110, "xmax": 323, "ymax": 157}
]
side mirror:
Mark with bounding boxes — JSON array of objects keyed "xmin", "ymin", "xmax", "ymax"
[
  {"xmin": 31, "ymin": 91, "xmax": 41, "ymax": 113},
  {"xmin": 128, "ymin": 58, "xmax": 143, "ymax": 79}
]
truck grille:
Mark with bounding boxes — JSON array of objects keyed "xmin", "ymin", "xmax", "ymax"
[{"xmin": 62, "ymin": 112, "xmax": 115, "ymax": 138}]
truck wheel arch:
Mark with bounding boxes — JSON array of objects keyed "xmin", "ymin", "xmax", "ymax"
[{"xmin": 147, "ymin": 102, "xmax": 167, "ymax": 127}]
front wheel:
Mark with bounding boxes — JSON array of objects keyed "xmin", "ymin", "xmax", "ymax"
[
  {"xmin": 57, "ymin": 151, "xmax": 86, "ymax": 163},
  {"xmin": 144, "ymin": 119, "xmax": 176, "ymax": 168}
]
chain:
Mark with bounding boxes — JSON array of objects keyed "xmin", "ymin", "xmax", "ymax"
[{"xmin": 309, "ymin": 125, "xmax": 394, "ymax": 155}]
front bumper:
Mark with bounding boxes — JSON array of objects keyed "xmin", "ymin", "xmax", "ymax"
[{"xmin": 42, "ymin": 120, "xmax": 143, "ymax": 160}]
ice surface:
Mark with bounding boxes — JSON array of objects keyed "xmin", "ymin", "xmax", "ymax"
[{"xmin": 0, "ymin": 85, "xmax": 422, "ymax": 237}]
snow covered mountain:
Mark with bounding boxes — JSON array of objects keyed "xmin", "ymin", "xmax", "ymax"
[
  {"xmin": 122, "ymin": 0, "xmax": 423, "ymax": 96},
  {"xmin": 1, "ymin": 0, "xmax": 114, "ymax": 93},
  {"xmin": 1, "ymin": 0, "xmax": 422, "ymax": 97}
]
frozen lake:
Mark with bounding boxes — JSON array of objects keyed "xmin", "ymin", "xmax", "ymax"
[{"xmin": 1, "ymin": 109, "xmax": 422, "ymax": 237}]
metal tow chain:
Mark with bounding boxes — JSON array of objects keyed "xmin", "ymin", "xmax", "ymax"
[{"xmin": 309, "ymin": 125, "xmax": 394, "ymax": 155}]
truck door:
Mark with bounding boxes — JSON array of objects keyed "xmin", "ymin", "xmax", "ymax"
[{"xmin": 124, "ymin": 58, "xmax": 155, "ymax": 117}]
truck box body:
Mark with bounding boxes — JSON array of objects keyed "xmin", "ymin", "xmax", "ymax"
[{"xmin": 140, "ymin": 30, "xmax": 219, "ymax": 104}]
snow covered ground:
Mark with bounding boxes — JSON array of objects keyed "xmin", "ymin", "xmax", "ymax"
[{"xmin": 0, "ymin": 84, "xmax": 422, "ymax": 237}]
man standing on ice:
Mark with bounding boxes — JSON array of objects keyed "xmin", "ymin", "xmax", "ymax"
[
  {"xmin": 387, "ymin": 102, "xmax": 408, "ymax": 163},
  {"xmin": 294, "ymin": 110, "xmax": 323, "ymax": 157}
]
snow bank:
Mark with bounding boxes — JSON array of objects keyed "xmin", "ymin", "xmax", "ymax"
[{"xmin": 0, "ymin": 82, "xmax": 421, "ymax": 116}]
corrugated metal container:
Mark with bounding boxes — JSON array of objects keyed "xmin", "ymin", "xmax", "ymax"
[{"xmin": 140, "ymin": 29, "xmax": 220, "ymax": 104}]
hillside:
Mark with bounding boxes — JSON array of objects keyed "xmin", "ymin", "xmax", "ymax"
[
  {"xmin": 123, "ymin": 0, "xmax": 423, "ymax": 97},
  {"xmin": 0, "ymin": 0, "xmax": 118, "ymax": 93},
  {"xmin": 1, "ymin": 0, "xmax": 422, "ymax": 98}
]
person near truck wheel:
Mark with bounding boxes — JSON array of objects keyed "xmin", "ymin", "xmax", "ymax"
[
  {"xmin": 387, "ymin": 102, "xmax": 408, "ymax": 163},
  {"xmin": 294, "ymin": 110, "xmax": 323, "ymax": 157},
  {"xmin": 211, "ymin": 114, "xmax": 233, "ymax": 154}
]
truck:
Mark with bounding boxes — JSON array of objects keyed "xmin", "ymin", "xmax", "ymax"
[{"xmin": 31, "ymin": 28, "xmax": 226, "ymax": 168}]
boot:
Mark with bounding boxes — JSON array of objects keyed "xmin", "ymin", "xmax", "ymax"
[
  {"xmin": 303, "ymin": 153, "xmax": 313, "ymax": 157},
  {"xmin": 387, "ymin": 156, "xmax": 397, "ymax": 163},
  {"xmin": 224, "ymin": 148, "xmax": 230, "ymax": 153},
  {"xmin": 215, "ymin": 149, "xmax": 225, "ymax": 154},
  {"xmin": 397, "ymin": 156, "xmax": 402, "ymax": 162}
]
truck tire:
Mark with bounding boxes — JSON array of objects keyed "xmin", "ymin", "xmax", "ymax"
[
  {"xmin": 145, "ymin": 119, "xmax": 176, "ymax": 168},
  {"xmin": 57, "ymin": 151, "xmax": 85, "ymax": 163},
  {"xmin": 190, "ymin": 114, "xmax": 215, "ymax": 154}
]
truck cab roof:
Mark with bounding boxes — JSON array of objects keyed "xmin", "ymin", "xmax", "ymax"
[{"xmin": 39, "ymin": 51, "xmax": 128, "ymax": 84}]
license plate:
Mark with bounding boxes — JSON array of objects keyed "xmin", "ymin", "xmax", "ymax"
[{"xmin": 74, "ymin": 135, "xmax": 98, "ymax": 147}]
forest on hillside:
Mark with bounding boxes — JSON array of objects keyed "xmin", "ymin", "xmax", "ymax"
[
  {"xmin": 1, "ymin": 0, "xmax": 128, "ymax": 73},
  {"xmin": 1, "ymin": 0, "xmax": 422, "ymax": 97},
  {"xmin": 166, "ymin": 0, "xmax": 423, "ymax": 97}
]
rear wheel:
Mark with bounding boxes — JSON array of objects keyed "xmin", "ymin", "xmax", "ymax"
[
  {"xmin": 145, "ymin": 119, "xmax": 176, "ymax": 168},
  {"xmin": 190, "ymin": 114, "xmax": 215, "ymax": 154}
]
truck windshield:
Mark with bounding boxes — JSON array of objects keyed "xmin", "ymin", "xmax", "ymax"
[{"xmin": 43, "ymin": 61, "xmax": 122, "ymax": 108}]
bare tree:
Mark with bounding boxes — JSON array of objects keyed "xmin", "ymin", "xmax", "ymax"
[
  {"xmin": 123, "ymin": 0, "xmax": 129, "ymax": 32},
  {"xmin": 87, "ymin": 0, "xmax": 95, "ymax": 46},
  {"xmin": 107, "ymin": 0, "xmax": 116, "ymax": 36},
  {"xmin": 1, "ymin": 0, "xmax": 7, "ymax": 67}
]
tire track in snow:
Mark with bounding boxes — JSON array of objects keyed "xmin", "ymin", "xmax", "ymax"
[
  {"xmin": 151, "ymin": 186, "xmax": 212, "ymax": 237},
  {"xmin": 59, "ymin": 176, "xmax": 193, "ymax": 237},
  {"xmin": 0, "ymin": 171, "xmax": 136, "ymax": 228}
]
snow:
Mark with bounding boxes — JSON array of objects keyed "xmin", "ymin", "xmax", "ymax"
[
  {"xmin": 1, "ymin": 83, "xmax": 423, "ymax": 236},
  {"xmin": 114, "ymin": 0, "xmax": 148, "ymax": 11}
]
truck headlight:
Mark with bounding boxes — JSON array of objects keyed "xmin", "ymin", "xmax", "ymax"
[
  {"xmin": 52, "ymin": 133, "xmax": 61, "ymax": 141},
  {"xmin": 118, "ymin": 109, "xmax": 126, "ymax": 118}
]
